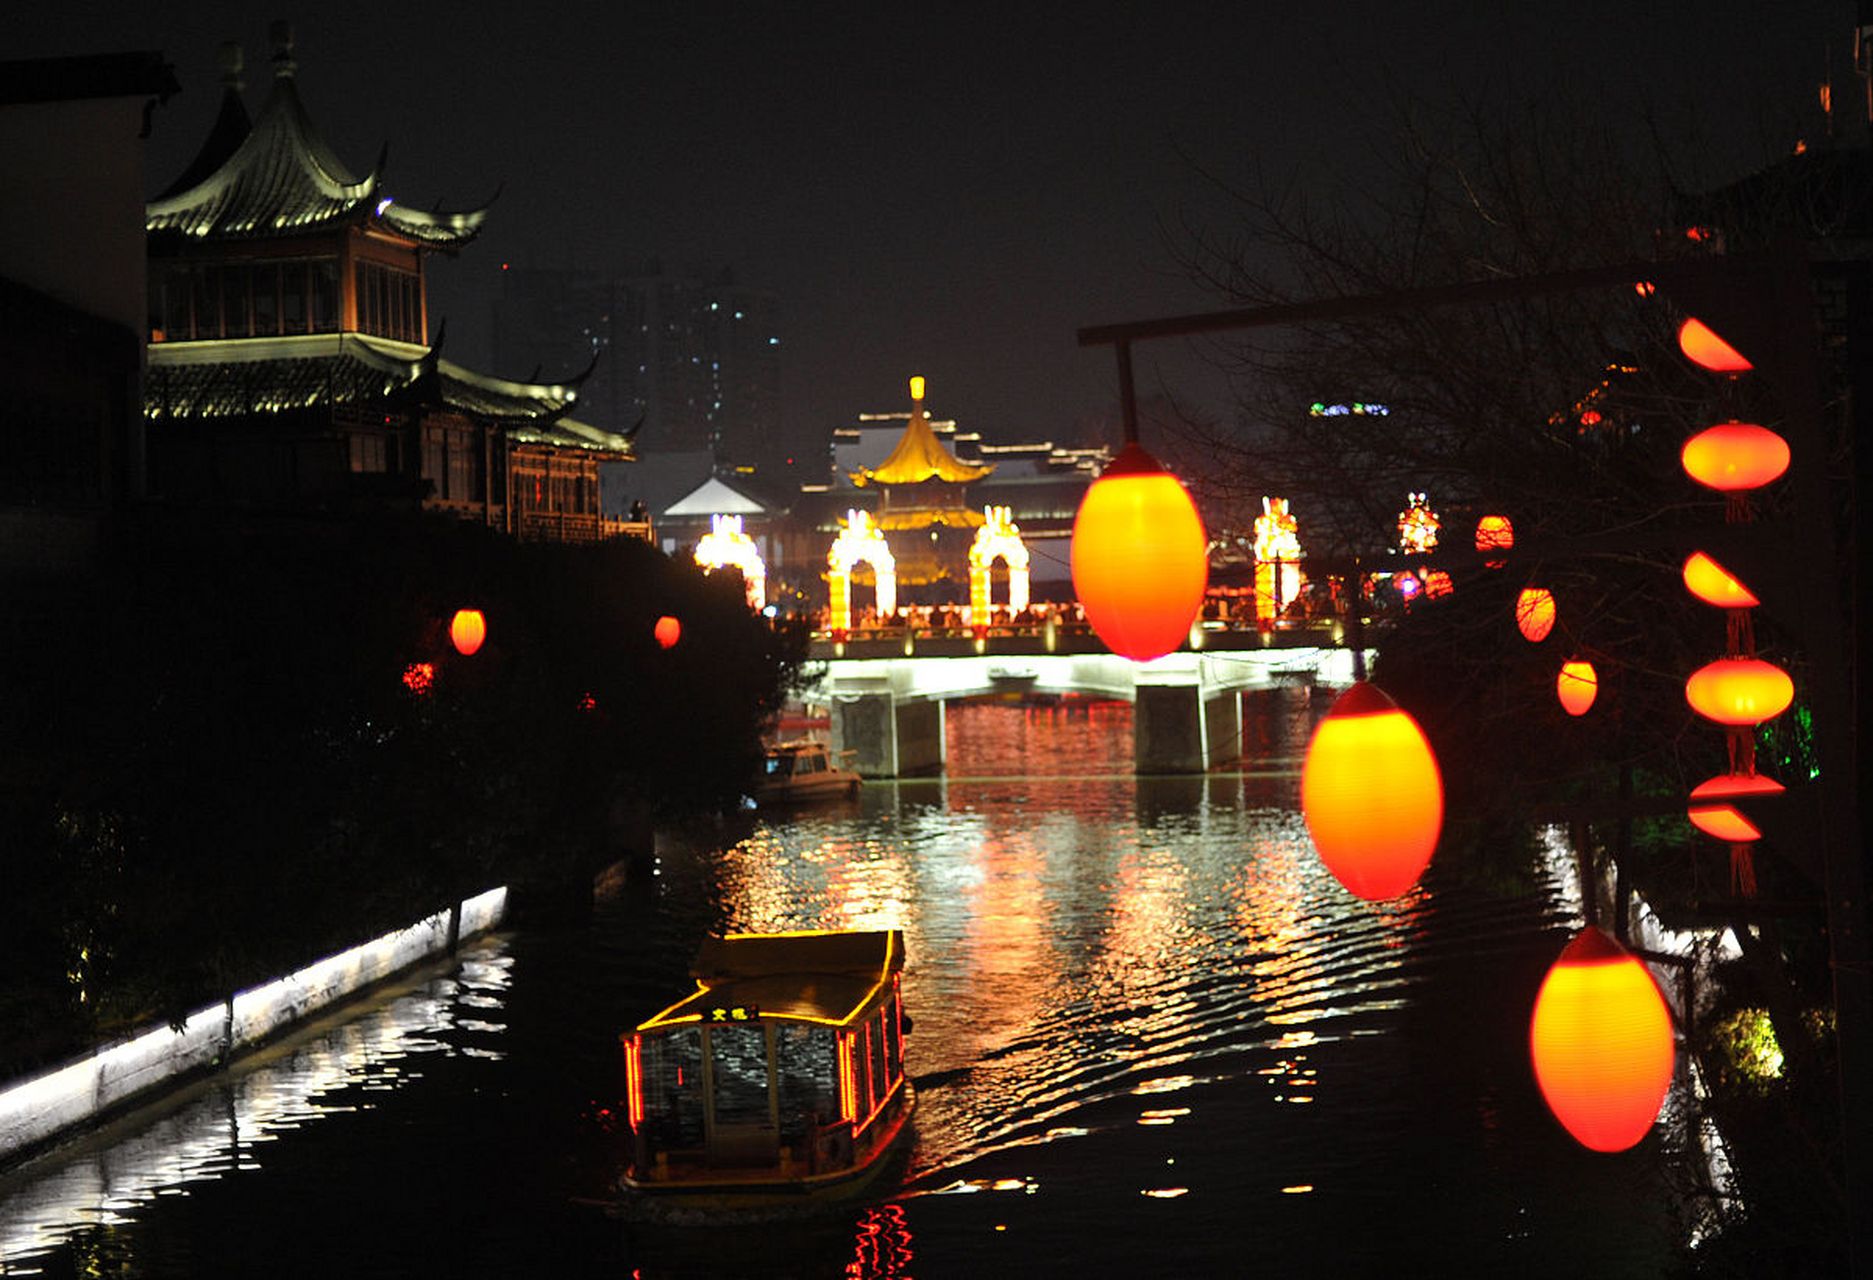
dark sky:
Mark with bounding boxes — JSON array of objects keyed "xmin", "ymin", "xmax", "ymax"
[{"xmin": 12, "ymin": 1, "xmax": 1855, "ymax": 450}]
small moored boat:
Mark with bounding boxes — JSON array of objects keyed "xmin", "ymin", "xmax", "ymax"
[
  {"xmin": 755, "ymin": 740, "xmax": 860, "ymax": 805},
  {"xmin": 615, "ymin": 929, "xmax": 913, "ymax": 1219}
]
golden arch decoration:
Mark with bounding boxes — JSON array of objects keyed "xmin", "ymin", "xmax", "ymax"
[
  {"xmin": 694, "ymin": 514, "xmax": 767, "ymax": 610},
  {"xmin": 968, "ymin": 505, "xmax": 1029, "ymax": 624},
  {"xmin": 1252, "ymin": 496, "xmax": 1304, "ymax": 624},
  {"xmin": 827, "ymin": 509, "xmax": 895, "ymax": 631}
]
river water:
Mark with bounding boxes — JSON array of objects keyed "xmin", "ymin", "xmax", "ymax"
[{"xmin": 0, "ymin": 693, "xmax": 1691, "ymax": 1278}]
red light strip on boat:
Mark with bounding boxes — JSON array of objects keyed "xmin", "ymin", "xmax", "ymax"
[{"xmin": 838, "ymin": 1032, "xmax": 856, "ymax": 1121}]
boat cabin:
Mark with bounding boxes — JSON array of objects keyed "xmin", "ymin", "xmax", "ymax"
[
  {"xmin": 622, "ymin": 930, "xmax": 908, "ymax": 1186},
  {"xmin": 765, "ymin": 741, "xmax": 834, "ymax": 782}
]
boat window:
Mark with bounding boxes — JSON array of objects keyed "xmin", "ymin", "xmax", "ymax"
[
  {"xmin": 765, "ymin": 754, "xmax": 785, "ymax": 776},
  {"xmin": 866, "ymin": 1013, "xmax": 889, "ymax": 1113},
  {"xmin": 709, "ymin": 1024, "xmax": 772, "ymax": 1130},
  {"xmin": 774, "ymin": 1024, "xmax": 839, "ymax": 1145},
  {"xmin": 643, "ymin": 1028, "xmax": 705, "ymax": 1149},
  {"xmin": 883, "ymin": 992, "xmax": 902, "ymax": 1083}
]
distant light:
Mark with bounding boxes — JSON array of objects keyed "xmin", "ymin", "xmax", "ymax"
[{"xmin": 375, "ymin": 197, "xmax": 393, "ymax": 216}]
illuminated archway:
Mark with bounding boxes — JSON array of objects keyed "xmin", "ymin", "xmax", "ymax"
[
  {"xmin": 968, "ymin": 505, "xmax": 1030, "ymax": 624},
  {"xmin": 694, "ymin": 513, "xmax": 766, "ymax": 610},
  {"xmin": 827, "ymin": 509, "xmax": 896, "ymax": 632},
  {"xmin": 1252, "ymin": 496, "xmax": 1304, "ymax": 624}
]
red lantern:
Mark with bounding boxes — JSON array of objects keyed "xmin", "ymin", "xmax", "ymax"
[
  {"xmin": 1300, "ymin": 681, "xmax": 1443, "ymax": 901},
  {"xmin": 450, "ymin": 608, "xmax": 486, "ymax": 656},
  {"xmin": 654, "ymin": 615, "xmax": 682, "ymax": 649},
  {"xmin": 1684, "ymin": 657, "xmax": 1793, "ymax": 726},
  {"xmin": 1069, "ymin": 443, "xmax": 1208, "ymax": 662},
  {"xmin": 1687, "ymin": 770, "xmax": 1784, "ymax": 842},
  {"xmin": 1474, "ymin": 514, "xmax": 1513, "ymax": 568},
  {"xmin": 1680, "ymin": 422, "xmax": 1789, "ymax": 493},
  {"xmin": 1556, "ymin": 659, "xmax": 1597, "ymax": 716},
  {"xmin": 1681, "ymin": 551, "xmax": 1760, "ymax": 609},
  {"xmin": 1515, "ymin": 587, "xmax": 1555, "ymax": 643},
  {"xmin": 1676, "ymin": 317, "xmax": 1753, "ymax": 374},
  {"xmin": 1529, "ymin": 927, "xmax": 1676, "ymax": 1152}
]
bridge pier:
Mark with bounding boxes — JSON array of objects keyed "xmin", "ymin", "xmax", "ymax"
[
  {"xmin": 831, "ymin": 691, "xmax": 947, "ymax": 778},
  {"xmin": 1134, "ymin": 683, "xmax": 1242, "ymax": 773}
]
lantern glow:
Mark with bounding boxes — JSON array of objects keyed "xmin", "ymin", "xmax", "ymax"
[
  {"xmin": 1070, "ymin": 444, "xmax": 1208, "ymax": 663},
  {"xmin": 449, "ymin": 609, "xmax": 486, "ymax": 656},
  {"xmin": 1515, "ymin": 588, "xmax": 1556, "ymax": 642},
  {"xmin": 1530, "ymin": 927, "xmax": 1676, "ymax": 1152},
  {"xmin": 1685, "ymin": 657, "xmax": 1793, "ymax": 726},
  {"xmin": 1680, "ymin": 422, "xmax": 1790, "ymax": 493},
  {"xmin": 1556, "ymin": 660, "xmax": 1598, "ymax": 716},
  {"xmin": 1300, "ymin": 682, "xmax": 1443, "ymax": 901},
  {"xmin": 1687, "ymin": 771, "xmax": 1784, "ymax": 842},
  {"xmin": 1474, "ymin": 514, "xmax": 1513, "ymax": 567},
  {"xmin": 1681, "ymin": 551, "xmax": 1760, "ymax": 609},
  {"xmin": 1676, "ymin": 317, "xmax": 1753, "ymax": 374},
  {"xmin": 654, "ymin": 615, "xmax": 682, "ymax": 649}
]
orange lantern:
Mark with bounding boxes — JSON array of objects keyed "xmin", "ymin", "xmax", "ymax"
[
  {"xmin": 1681, "ymin": 551, "xmax": 1760, "ymax": 609},
  {"xmin": 1474, "ymin": 514, "xmax": 1513, "ymax": 568},
  {"xmin": 1684, "ymin": 657, "xmax": 1793, "ymax": 726},
  {"xmin": 654, "ymin": 615, "xmax": 682, "ymax": 649},
  {"xmin": 1680, "ymin": 422, "xmax": 1789, "ymax": 493},
  {"xmin": 1529, "ymin": 926, "xmax": 1676, "ymax": 1152},
  {"xmin": 1515, "ymin": 587, "xmax": 1555, "ymax": 643},
  {"xmin": 1687, "ymin": 771, "xmax": 1784, "ymax": 842},
  {"xmin": 1556, "ymin": 659, "xmax": 1598, "ymax": 716},
  {"xmin": 1676, "ymin": 317, "xmax": 1753, "ymax": 374},
  {"xmin": 1070, "ymin": 443, "xmax": 1208, "ymax": 662},
  {"xmin": 1300, "ymin": 681, "xmax": 1443, "ymax": 901},
  {"xmin": 449, "ymin": 608, "xmax": 486, "ymax": 656}
]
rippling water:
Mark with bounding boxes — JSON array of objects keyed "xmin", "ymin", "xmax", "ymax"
[{"xmin": 0, "ymin": 694, "xmax": 1687, "ymax": 1277}]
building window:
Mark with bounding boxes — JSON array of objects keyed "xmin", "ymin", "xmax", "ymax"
[
  {"xmin": 348, "ymin": 433, "xmax": 387, "ymax": 473},
  {"xmin": 353, "ymin": 261, "xmax": 422, "ymax": 343}
]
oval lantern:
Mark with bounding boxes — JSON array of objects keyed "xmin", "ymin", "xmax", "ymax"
[
  {"xmin": 1684, "ymin": 657, "xmax": 1793, "ymax": 726},
  {"xmin": 1530, "ymin": 926, "xmax": 1676, "ymax": 1152},
  {"xmin": 1680, "ymin": 422, "xmax": 1789, "ymax": 493},
  {"xmin": 1300, "ymin": 681, "xmax": 1443, "ymax": 901},
  {"xmin": 1681, "ymin": 551, "xmax": 1760, "ymax": 609},
  {"xmin": 1515, "ymin": 587, "xmax": 1556, "ymax": 643},
  {"xmin": 1687, "ymin": 771, "xmax": 1784, "ymax": 842},
  {"xmin": 449, "ymin": 608, "xmax": 486, "ymax": 656},
  {"xmin": 1676, "ymin": 317, "xmax": 1753, "ymax": 374},
  {"xmin": 1557, "ymin": 659, "xmax": 1598, "ymax": 716},
  {"xmin": 653, "ymin": 615, "xmax": 682, "ymax": 650},
  {"xmin": 1474, "ymin": 514, "xmax": 1513, "ymax": 568},
  {"xmin": 1070, "ymin": 443, "xmax": 1208, "ymax": 663}
]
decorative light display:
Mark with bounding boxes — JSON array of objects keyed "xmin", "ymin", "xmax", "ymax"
[
  {"xmin": 1396, "ymin": 492, "xmax": 1440, "ymax": 554},
  {"xmin": 1529, "ymin": 926, "xmax": 1676, "ymax": 1153},
  {"xmin": 968, "ymin": 505, "xmax": 1030, "ymax": 625},
  {"xmin": 1515, "ymin": 587, "xmax": 1556, "ymax": 643},
  {"xmin": 1474, "ymin": 514, "xmax": 1513, "ymax": 568},
  {"xmin": 827, "ymin": 509, "xmax": 897, "ymax": 635},
  {"xmin": 1251, "ymin": 496, "xmax": 1303, "ymax": 625},
  {"xmin": 654, "ymin": 615, "xmax": 682, "ymax": 649},
  {"xmin": 401, "ymin": 662, "xmax": 435, "ymax": 696},
  {"xmin": 1556, "ymin": 659, "xmax": 1598, "ymax": 716},
  {"xmin": 1680, "ymin": 423, "xmax": 1790, "ymax": 494},
  {"xmin": 694, "ymin": 513, "xmax": 767, "ymax": 611},
  {"xmin": 1069, "ymin": 443, "xmax": 1207, "ymax": 662},
  {"xmin": 1681, "ymin": 551, "xmax": 1759, "ymax": 609},
  {"xmin": 1676, "ymin": 317, "xmax": 1754, "ymax": 374},
  {"xmin": 1684, "ymin": 657, "xmax": 1793, "ymax": 725},
  {"xmin": 1422, "ymin": 569, "xmax": 1454, "ymax": 599},
  {"xmin": 1300, "ymin": 681, "xmax": 1443, "ymax": 901},
  {"xmin": 449, "ymin": 608, "xmax": 486, "ymax": 656}
]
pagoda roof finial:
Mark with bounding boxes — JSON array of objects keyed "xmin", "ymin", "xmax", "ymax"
[{"xmin": 269, "ymin": 20, "xmax": 296, "ymax": 78}]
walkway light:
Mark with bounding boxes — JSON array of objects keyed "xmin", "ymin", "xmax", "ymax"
[
  {"xmin": 1515, "ymin": 588, "xmax": 1556, "ymax": 643},
  {"xmin": 1680, "ymin": 422, "xmax": 1789, "ymax": 493},
  {"xmin": 654, "ymin": 615, "xmax": 682, "ymax": 649},
  {"xmin": 1530, "ymin": 926, "xmax": 1675, "ymax": 1153},
  {"xmin": 1681, "ymin": 551, "xmax": 1760, "ymax": 609},
  {"xmin": 1070, "ymin": 443, "xmax": 1207, "ymax": 663},
  {"xmin": 1557, "ymin": 659, "xmax": 1598, "ymax": 716},
  {"xmin": 1684, "ymin": 657, "xmax": 1793, "ymax": 726},
  {"xmin": 449, "ymin": 608, "xmax": 486, "ymax": 656},
  {"xmin": 1676, "ymin": 317, "xmax": 1753, "ymax": 374},
  {"xmin": 1300, "ymin": 681, "xmax": 1443, "ymax": 901}
]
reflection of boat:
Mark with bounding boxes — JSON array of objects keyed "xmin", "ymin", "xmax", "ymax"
[
  {"xmin": 615, "ymin": 930, "xmax": 913, "ymax": 1220},
  {"xmin": 755, "ymin": 740, "xmax": 860, "ymax": 804}
]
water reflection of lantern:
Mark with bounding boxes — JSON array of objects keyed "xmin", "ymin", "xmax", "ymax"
[
  {"xmin": 1251, "ymin": 496, "xmax": 1303, "ymax": 625},
  {"xmin": 1556, "ymin": 659, "xmax": 1598, "ymax": 716},
  {"xmin": 968, "ymin": 505, "xmax": 1030, "ymax": 626},
  {"xmin": 1685, "ymin": 657, "xmax": 1793, "ymax": 725},
  {"xmin": 1515, "ymin": 588, "xmax": 1556, "ymax": 642},
  {"xmin": 1676, "ymin": 317, "xmax": 1753, "ymax": 374},
  {"xmin": 1681, "ymin": 551, "xmax": 1760, "ymax": 609},
  {"xmin": 654, "ymin": 615, "xmax": 682, "ymax": 649},
  {"xmin": 1680, "ymin": 422, "xmax": 1790, "ymax": 493},
  {"xmin": 450, "ymin": 608, "xmax": 486, "ymax": 656},
  {"xmin": 1070, "ymin": 443, "xmax": 1207, "ymax": 662},
  {"xmin": 1474, "ymin": 514, "xmax": 1513, "ymax": 568},
  {"xmin": 694, "ymin": 514, "xmax": 767, "ymax": 611},
  {"xmin": 1529, "ymin": 926, "xmax": 1675, "ymax": 1153},
  {"xmin": 1300, "ymin": 681, "xmax": 1443, "ymax": 901}
]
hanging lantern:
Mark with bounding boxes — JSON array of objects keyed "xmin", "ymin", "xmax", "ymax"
[
  {"xmin": 1300, "ymin": 681, "xmax": 1443, "ymax": 901},
  {"xmin": 1474, "ymin": 514, "xmax": 1513, "ymax": 568},
  {"xmin": 1684, "ymin": 657, "xmax": 1793, "ymax": 726},
  {"xmin": 1681, "ymin": 551, "xmax": 1760, "ymax": 609},
  {"xmin": 1070, "ymin": 443, "xmax": 1208, "ymax": 662},
  {"xmin": 654, "ymin": 615, "xmax": 682, "ymax": 650},
  {"xmin": 1529, "ymin": 926, "xmax": 1676, "ymax": 1152},
  {"xmin": 1556, "ymin": 659, "xmax": 1598, "ymax": 716},
  {"xmin": 450, "ymin": 608, "xmax": 486, "ymax": 656},
  {"xmin": 1687, "ymin": 770, "xmax": 1785, "ymax": 842},
  {"xmin": 1680, "ymin": 422, "xmax": 1790, "ymax": 493},
  {"xmin": 1676, "ymin": 317, "xmax": 1753, "ymax": 374},
  {"xmin": 1515, "ymin": 588, "xmax": 1556, "ymax": 643}
]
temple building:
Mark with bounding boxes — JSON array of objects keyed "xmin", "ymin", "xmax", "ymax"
[{"xmin": 141, "ymin": 26, "xmax": 632, "ymax": 540}]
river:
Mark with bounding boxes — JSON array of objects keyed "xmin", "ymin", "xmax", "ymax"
[{"xmin": 0, "ymin": 692, "xmax": 1691, "ymax": 1277}]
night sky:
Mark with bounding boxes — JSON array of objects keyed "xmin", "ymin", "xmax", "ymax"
[{"xmin": 11, "ymin": 1, "xmax": 1854, "ymax": 454}]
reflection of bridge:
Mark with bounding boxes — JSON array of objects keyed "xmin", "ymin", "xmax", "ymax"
[{"xmin": 801, "ymin": 619, "xmax": 1373, "ymax": 777}]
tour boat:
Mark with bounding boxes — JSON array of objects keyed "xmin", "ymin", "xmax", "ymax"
[
  {"xmin": 615, "ymin": 929, "xmax": 914, "ymax": 1220},
  {"xmin": 755, "ymin": 740, "xmax": 860, "ymax": 805}
]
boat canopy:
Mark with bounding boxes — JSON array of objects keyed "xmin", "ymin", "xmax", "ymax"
[{"xmin": 637, "ymin": 930, "xmax": 903, "ymax": 1032}]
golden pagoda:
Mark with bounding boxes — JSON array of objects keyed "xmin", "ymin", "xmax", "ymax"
[{"xmin": 845, "ymin": 377, "xmax": 993, "ymax": 587}]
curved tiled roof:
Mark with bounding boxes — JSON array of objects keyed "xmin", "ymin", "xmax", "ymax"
[{"xmin": 848, "ymin": 404, "xmax": 993, "ymax": 487}]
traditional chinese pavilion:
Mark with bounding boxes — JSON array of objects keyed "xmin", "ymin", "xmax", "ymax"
[
  {"xmin": 142, "ymin": 26, "xmax": 632, "ymax": 539},
  {"xmin": 845, "ymin": 376, "xmax": 993, "ymax": 585}
]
